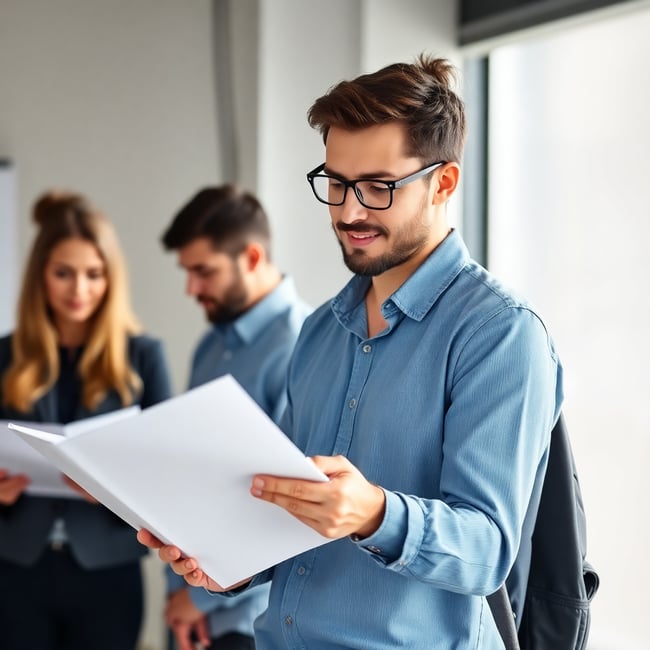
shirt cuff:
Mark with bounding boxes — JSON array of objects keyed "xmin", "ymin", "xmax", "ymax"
[{"xmin": 350, "ymin": 489, "xmax": 408, "ymax": 563}]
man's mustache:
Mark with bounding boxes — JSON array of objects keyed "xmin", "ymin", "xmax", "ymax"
[{"xmin": 335, "ymin": 221, "xmax": 388, "ymax": 237}]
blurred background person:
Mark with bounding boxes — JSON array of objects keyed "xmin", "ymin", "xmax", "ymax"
[
  {"xmin": 0, "ymin": 190, "xmax": 172, "ymax": 650},
  {"xmin": 160, "ymin": 185, "xmax": 311, "ymax": 650}
]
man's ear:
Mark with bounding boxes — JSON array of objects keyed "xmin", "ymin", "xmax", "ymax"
[
  {"xmin": 432, "ymin": 163, "xmax": 460, "ymax": 205},
  {"xmin": 240, "ymin": 242, "xmax": 264, "ymax": 272}
]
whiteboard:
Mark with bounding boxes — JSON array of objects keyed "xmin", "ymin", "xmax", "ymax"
[{"xmin": 0, "ymin": 160, "xmax": 18, "ymax": 335}]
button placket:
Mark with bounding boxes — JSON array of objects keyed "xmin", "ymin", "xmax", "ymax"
[{"xmin": 332, "ymin": 339, "xmax": 375, "ymax": 456}]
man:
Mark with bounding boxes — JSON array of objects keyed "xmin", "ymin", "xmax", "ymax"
[
  {"xmin": 141, "ymin": 56, "xmax": 563, "ymax": 648},
  {"xmin": 160, "ymin": 185, "xmax": 312, "ymax": 650}
]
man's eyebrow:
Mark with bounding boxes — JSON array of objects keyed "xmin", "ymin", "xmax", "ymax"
[
  {"xmin": 323, "ymin": 165, "xmax": 396, "ymax": 180},
  {"xmin": 179, "ymin": 263, "xmax": 211, "ymax": 272}
]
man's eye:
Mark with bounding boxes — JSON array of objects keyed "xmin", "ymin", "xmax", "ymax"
[
  {"xmin": 368, "ymin": 183, "xmax": 390, "ymax": 194},
  {"xmin": 329, "ymin": 179, "xmax": 345, "ymax": 190}
]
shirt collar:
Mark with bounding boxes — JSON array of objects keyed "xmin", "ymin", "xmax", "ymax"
[
  {"xmin": 225, "ymin": 276, "xmax": 299, "ymax": 345},
  {"xmin": 332, "ymin": 229, "xmax": 470, "ymax": 326}
]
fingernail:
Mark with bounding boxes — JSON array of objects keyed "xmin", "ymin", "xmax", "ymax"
[{"xmin": 251, "ymin": 477, "xmax": 264, "ymax": 497}]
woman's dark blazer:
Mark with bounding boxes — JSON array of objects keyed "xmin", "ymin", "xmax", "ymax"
[{"xmin": 0, "ymin": 333, "xmax": 172, "ymax": 569}]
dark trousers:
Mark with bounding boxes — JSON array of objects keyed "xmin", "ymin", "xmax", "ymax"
[
  {"xmin": 173, "ymin": 631, "xmax": 255, "ymax": 650},
  {"xmin": 206, "ymin": 632, "xmax": 255, "ymax": 650},
  {"xmin": 0, "ymin": 545, "xmax": 143, "ymax": 650}
]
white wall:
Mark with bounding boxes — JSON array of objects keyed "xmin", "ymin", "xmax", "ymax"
[
  {"xmin": 487, "ymin": 7, "xmax": 650, "ymax": 648},
  {"xmin": 0, "ymin": 162, "xmax": 18, "ymax": 334}
]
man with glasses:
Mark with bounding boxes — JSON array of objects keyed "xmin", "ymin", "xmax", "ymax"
[{"xmin": 140, "ymin": 55, "xmax": 563, "ymax": 648}]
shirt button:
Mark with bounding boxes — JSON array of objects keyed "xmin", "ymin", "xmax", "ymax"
[
  {"xmin": 348, "ymin": 398, "xmax": 356, "ymax": 409},
  {"xmin": 362, "ymin": 344, "xmax": 372, "ymax": 353},
  {"xmin": 297, "ymin": 566, "xmax": 306, "ymax": 575},
  {"xmin": 285, "ymin": 615, "xmax": 293, "ymax": 625},
  {"xmin": 367, "ymin": 545, "xmax": 382, "ymax": 554},
  {"xmin": 222, "ymin": 350, "xmax": 233, "ymax": 360}
]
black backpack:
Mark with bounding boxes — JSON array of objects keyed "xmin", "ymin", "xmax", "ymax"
[{"xmin": 487, "ymin": 414, "xmax": 600, "ymax": 649}]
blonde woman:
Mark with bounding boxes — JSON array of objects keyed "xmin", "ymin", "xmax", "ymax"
[{"xmin": 0, "ymin": 191, "xmax": 172, "ymax": 650}]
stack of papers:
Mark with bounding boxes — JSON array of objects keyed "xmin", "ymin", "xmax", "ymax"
[{"xmin": 5, "ymin": 375, "xmax": 330, "ymax": 586}]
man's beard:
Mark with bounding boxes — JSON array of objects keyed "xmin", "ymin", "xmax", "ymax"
[
  {"xmin": 334, "ymin": 204, "xmax": 430, "ymax": 276},
  {"xmin": 199, "ymin": 277, "xmax": 249, "ymax": 325}
]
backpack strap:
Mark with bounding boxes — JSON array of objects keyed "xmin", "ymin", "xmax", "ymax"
[{"xmin": 487, "ymin": 584, "xmax": 520, "ymax": 650}]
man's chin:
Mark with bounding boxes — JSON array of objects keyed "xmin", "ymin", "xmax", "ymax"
[
  {"xmin": 207, "ymin": 309, "xmax": 244, "ymax": 325},
  {"xmin": 343, "ymin": 250, "xmax": 390, "ymax": 276}
]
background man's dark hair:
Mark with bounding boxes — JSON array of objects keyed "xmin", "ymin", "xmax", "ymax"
[
  {"xmin": 307, "ymin": 53, "xmax": 466, "ymax": 165},
  {"xmin": 162, "ymin": 185, "xmax": 272, "ymax": 259}
]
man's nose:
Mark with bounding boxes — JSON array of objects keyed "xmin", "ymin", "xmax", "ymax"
[
  {"xmin": 337, "ymin": 186, "xmax": 368, "ymax": 224},
  {"xmin": 186, "ymin": 274, "xmax": 201, "ymax": 296}
]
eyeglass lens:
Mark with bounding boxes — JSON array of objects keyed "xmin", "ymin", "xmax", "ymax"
[{"xmin": 311, "ymin": 176, "xmax": 392, "ymax": 209}]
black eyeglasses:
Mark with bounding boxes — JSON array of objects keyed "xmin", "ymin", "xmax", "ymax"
[{"xmin": 306, "ymin": 161, "xmax": 446, "ymax": 210}]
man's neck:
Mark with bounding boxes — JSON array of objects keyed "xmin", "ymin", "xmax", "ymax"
[{"xmin": 247, "ymin": 266, "xmax": 283, "ymax": 310}]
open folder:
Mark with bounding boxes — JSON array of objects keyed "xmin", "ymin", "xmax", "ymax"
[{"xmin": 8, "ymin": 375, "xmax": 330, "ymax": 586}]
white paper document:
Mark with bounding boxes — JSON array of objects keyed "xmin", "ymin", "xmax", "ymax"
[
  {"xmin": 1, "ymin": 407, "xmax": 140, "ymax": 498},
  {"xmin": 8, "ymin": 375, "xmax": 330, "ymax": 586}
]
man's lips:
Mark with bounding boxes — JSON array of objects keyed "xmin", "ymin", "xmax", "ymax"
[
  {"xmin": 345, "ymin": 231, "xmax": 380, "ymax": 247},
  {"xmin": 336, "ymin": 222, "xmax": 387, "ymax": 247}
]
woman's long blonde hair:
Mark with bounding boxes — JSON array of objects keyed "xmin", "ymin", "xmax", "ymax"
[{"xmin": 2, "ymin": 191, "xmax": 142, "ymax": 413}]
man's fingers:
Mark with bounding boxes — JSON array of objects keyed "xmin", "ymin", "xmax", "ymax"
[
  {"xmin": 136, "ymin": 529, "xmax": 162, "ymax": 549},
  {"xmin": 195, "ymin": 616, "xmax": 211, "ymax": 647},
  {"xmin": 171, "ymin": 621, "xmax": 195, "ymax": 650},
  {"xmin": 251, "ymin": 475, "xmax": 324, "ymax": 503}
]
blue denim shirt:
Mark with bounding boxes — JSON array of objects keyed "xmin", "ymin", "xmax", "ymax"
[
  {"xmin": 167, "ymin": 276, "xmax": 312, "ymax": 639},
  {"xmin": 247, "ymin": 231, "xmax": 563, "ymax": 649}
]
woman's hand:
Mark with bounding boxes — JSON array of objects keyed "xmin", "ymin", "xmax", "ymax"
[{"xmin": 0, "ymin": 469, "xmax": 30, "ymax": 505}]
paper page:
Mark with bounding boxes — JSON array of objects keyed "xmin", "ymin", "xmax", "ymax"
[
  {"xmin": 9, "ymin": 375, "xmax": 331, "ymax": 586},
  {"xmin": 1, "ymin": 420, "xmax": 78, "ymax": 498},
  {"xmin": 1, "ymin": 406, "xmax": 140, "ymax": 498}
]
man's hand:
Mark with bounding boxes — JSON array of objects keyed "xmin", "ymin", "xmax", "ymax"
[
  {"xmin": 0, "ymin": 469, "xmax": 30, "ymax": 505},
  {"xmin": 250, "ymin": 454, "xmax": 386, "ymax": 539},
  {"xmin": 136, "ymin": 529, "xmax": 252, "ymax": 592},
  {"xmin": 166, "ymin": 588, "xmax": 210, "ymax": 650},
  {"xmin": 62, "ymin": 475, "xmax": 99, "ymax": 504}
]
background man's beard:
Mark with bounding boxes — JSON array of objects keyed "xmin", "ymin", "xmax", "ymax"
[
  {"xmin": 199, "ymin": 286, "xmax": 249, "ymax": 324},
  {"xmin": 205, "ymin": 302, "xmax": 246, "ymax": 324}
]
